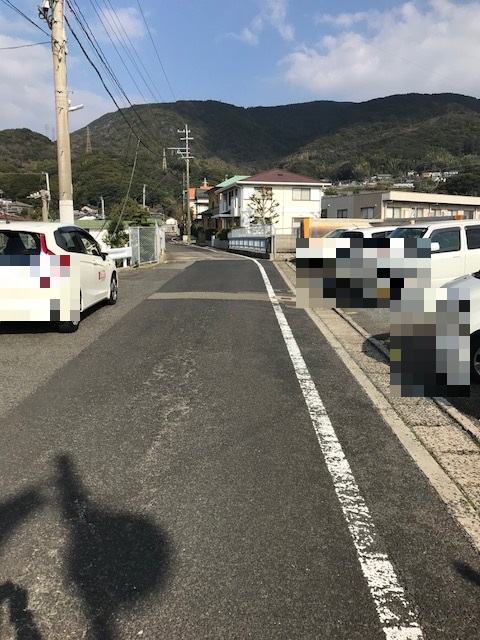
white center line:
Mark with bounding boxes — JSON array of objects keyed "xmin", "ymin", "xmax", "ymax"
[{"xmin": 251, "ymin": 257, "xmax": 424, "ymax": 640}]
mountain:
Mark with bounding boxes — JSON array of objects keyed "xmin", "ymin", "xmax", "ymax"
[
  {"xmin": 69, "ymin": 93, "xmax": 480, "ymax": 169},
  {"xmin": 2, "ymin": 93, "xmax": 480, "ymax": 209}
]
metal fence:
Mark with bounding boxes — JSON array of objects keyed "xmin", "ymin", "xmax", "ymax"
[
  {"xmin": 228, "ymin": 224, "xmax": 300, "ymax": 258},
  {"xmin": 128, "ymin": 224, "xmax": 165, "ymax": 266},
  {"xmin": 228, "ymin": 225, "xmax": 273, "ymax": 255}
]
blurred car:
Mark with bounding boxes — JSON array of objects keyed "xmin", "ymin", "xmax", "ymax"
[
  {"xmin": 0, "ymin": 222, "xmax": 117, "ymax": 332},
  {"xmin": 338, "ymin": 225, "xmax": 400, "ymax": 238},
  {"xmin": 442, "ymin": 272, "xmax": 480, "ymax": 382},
  {"xmin": 390, "ymin": 220, "xmax": 480, "ymax": 287},
  {"xmin": 322, "ymin": 226, "xmax": 362, "ymax": 238}
]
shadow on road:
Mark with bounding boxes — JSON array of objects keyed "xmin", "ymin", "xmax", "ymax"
[
  {"xmin": 0, "ymin": 582, "xmax": 42, "ymax": 640},
  {"xmin": 55, "ymin": 454, "xmax": 171, "ymax": 640},
  {"xmin": 454, "ymin": 561, "xmax": 480, "ymax": 586},
  {"xmin": 0, "ymin": 489, "xmax": 43, "ymax": 544},
  {"xmin": 0, "ymin": 489, "xmax": 44, "ymax": 639}
]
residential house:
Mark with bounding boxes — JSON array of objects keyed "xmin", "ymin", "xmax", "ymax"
[
  {"xmin": 212, "ymin": 169, "xmax": 326, "ymax": 232},
  {"xmin": 189, "ymin": 184, "xmax": 213, "ymax": 222}
]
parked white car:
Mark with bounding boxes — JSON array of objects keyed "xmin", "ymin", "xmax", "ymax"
[
  {"xmin": 0, "ymin": 222, "xmax": 117, "ymax": 332},
  {"xmin": 338, "ymin": 225, "xmax": 400, "ymax": 238},
  {"xmin": 442, "ymin": 272, "xmax": 480, "ymax": 382},
  {"xmin": 323, "ymin": 226, "xmax": 363, "ymax": 238},
  {"xmin": 390, "ymin": 220, "xmax": 480, "ymax": 287}
]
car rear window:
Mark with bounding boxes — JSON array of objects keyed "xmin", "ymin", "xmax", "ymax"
[
  {"xmin": 0, "ymin": 231, "xmax": 40, "ymax": 255},
  {"xmin": 372, "ymin": 231, "xmax": 393, "ymax": 238},
  {"xmin": 389, "ymin": 227, "xmax": 428, "ymax": 238},
  {"xmin": 339, "ymin": 231, "xmax": 363, "ymax": 238}
]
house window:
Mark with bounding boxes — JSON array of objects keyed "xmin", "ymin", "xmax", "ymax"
[
  {"xmin": 293, "ymin": 188, "xmax": 311, "ymax": 201},
  {"xmin": 386, "ymin": 206, "xmax": 402, "ymax": 218},
  {"xmin": 361, "ymin": 207, "xmax": 375, "ymax": 219},
  {"xmin": 336, "ymin": 209, "xmax": 348, "ymax": 218}
]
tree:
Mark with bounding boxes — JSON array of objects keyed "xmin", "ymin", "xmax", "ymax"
[
  {"xmin": 247, "ymin": 186, "xmax": 279, "ymax": 225},
  {"xmin": 104, "ymin": 200, "xmax": 130, "ymax": 247},
  {"xmin": 438, "ymin": 169, "xmax": 480, "ymax": 197}
]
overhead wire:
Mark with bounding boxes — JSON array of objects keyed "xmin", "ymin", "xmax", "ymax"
[
  {"xmin": 64, "ymin": 13, "xmax": 159, "ymax": 156},
  {"xmin": 96, "ymin": 0, "xmax": 165, "ymax": 103},
  {"xmin": 0, "ymin": 0, "xmax": 50, "ymax": 35},
  {"xmin": 134, "ymin": 0, "xmax": 176, "ymax": 102},
  {"xmin": 0, "ymin": 41, "xmax": 50, "ymax": 49},
  {"xmin": 64, "ymin": 1, "xmax": 164, "ymax": 156}
]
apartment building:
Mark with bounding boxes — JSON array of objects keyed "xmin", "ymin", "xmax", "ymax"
[{"xmin": 322, "ymin": 190, "xmax": 480, "ymax": 222}]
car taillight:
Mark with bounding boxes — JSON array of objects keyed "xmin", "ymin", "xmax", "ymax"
[{"xmin": 40, "ymin": 233, "xmax": 56, "ymax": 255}]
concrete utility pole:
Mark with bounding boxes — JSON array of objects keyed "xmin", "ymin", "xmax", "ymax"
[
  {"xmin": 52, "ymin": 0, "xmax": 74, "ymax": 223},
  {"xmin": 42, "ymin": 171, "xmax": 51, "ymax": 221},
  {"xmin": 168, "ymin": 124, "xmax": 194, "ymax": 242},
  {"xmin": 39, "ymin": 0, "xmax": 74, "ymax": 223},
  {"xmin": 142, "ymin": 183, "xmax": 147, "ymax": 209}
]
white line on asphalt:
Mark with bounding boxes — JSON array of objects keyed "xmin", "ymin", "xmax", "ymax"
[{"xmin": 250, "ymin": 258, "xmax": 424, "ymax": 640}]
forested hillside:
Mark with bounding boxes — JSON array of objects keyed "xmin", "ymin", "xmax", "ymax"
[{"xmin": 2, "ymin": 93, "xmax": 480, "ymax": 214}]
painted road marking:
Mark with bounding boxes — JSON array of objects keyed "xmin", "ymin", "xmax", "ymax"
[{"xmin": 251, "ymin": 258, "xmax": 424, "ymax": 640}]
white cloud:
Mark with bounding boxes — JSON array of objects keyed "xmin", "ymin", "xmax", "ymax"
[
  {"xmin": 236, "ymin": 0, "xmax": 294, "ymax": 45},
  {"xmin": 0, "ymin": 36, "xmax": 54, "ymax": 132},
  {"xmin": 0, "ymin": 33, "xmax": 113, "ymax": 134},
  {"xmin": 91, "ymin": 6, "xmax": 146, "ymax": 44},
  {"xmin": 281, "ymin": 0, "xmax": 480, "ymax": 101}
]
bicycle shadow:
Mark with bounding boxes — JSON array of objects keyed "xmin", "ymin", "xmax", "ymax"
[{"xmin": 55, "ymin": 454, "xmax": 171, "ymax": 640}]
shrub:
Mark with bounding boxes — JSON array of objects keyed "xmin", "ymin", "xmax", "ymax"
[{"xmin": 215, "ymin": 228, "xmax": 231, "ymax": 240}]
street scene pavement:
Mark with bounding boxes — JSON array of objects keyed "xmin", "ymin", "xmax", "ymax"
[{"xmin": 1, "ymin": 243, "xmax": 480, "ymax": 639}]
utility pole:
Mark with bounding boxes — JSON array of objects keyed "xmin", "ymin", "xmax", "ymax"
[
  {"xmin": 100, "ymin": 196, "xmax": 105, "ymax": 220},
  {"xmin": 85, "ymin": 126, "xmax": 92, "ymax": 154},
  {"xmin": 42, "ymin": 171, "xmax": 51, "ymax": 221},
  {"xmin": 168, "ymin": 124, "xmax": 194, "ymax": 242},
  {"xmin": 142, "ymin": 183, "xmax": 146, "ymax": 209},
  {"xmin": 39, "ymin": 0, "xmax": 74, "ymax": 224}
]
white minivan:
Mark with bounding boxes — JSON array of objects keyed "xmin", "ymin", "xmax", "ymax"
[{"xmin": 389, "ymin": 220, "xmax": 480, "ymax": 287}]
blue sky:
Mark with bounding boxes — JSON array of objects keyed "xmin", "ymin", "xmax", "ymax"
[{"xmin": 1, "ymin": 0, "xmax": 480, "ymax": 135}]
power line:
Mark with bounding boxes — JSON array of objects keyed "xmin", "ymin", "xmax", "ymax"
[
  {"xmin": 0, "ymin": 41, "xmax": 50, "ymax": 50},
  {"xmin": 98, "ymin": 0, "xmax": 165, "ymax": 103},
  {"xmin": 64, "ymin": 5, "xmax": 164, "ymax": 156},
  {"xmin": 135, "ymin": 0, "xmax": 176, "ymax": 102},
  {"xmin": 0, "ymin": 0, "xmax": 50, "ymax": 35},
  {"xmin": 64, "ymin": 13, "xmax": 159, "ymax": 156}
]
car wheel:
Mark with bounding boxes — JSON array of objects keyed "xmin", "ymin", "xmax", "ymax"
[
  {"xmin": 57, "ymin": 318, "xmax": 80, "ymax": 333},
  {"xmin": 57, "ymin": 291, "xmax": 82, "ymax": 333},
  {"xmin": 471, "ymin": 335, "xmax": 480, "ymax": 383},
  {"xmin": 106, "ymin": 274, "xmax": 118, "ymax": 305}
]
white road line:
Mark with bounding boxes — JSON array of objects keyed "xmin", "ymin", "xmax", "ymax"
[{"xmin": 251, "ymin": 258, "xmax": 424, "ymax": 640}]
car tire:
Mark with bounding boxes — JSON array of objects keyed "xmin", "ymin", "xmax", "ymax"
[
  {"xmin": 471, "ymin": 334, "xmax": 480, "ymax": 383},
  {"xmin": 106, "ymin": 274, "xmax": 118, "ymax": 305},
  {"xmin": 57, "ymin": 319, "xmax": 80, "ymax": 333},
  {"xmin": 57, "ymin": 291, "xmax": 82, "ymax": 333}
]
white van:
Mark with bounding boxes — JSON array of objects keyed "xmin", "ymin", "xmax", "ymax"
[{"xmin": 389, "ymin": 220, "xmax": 480, "ymax": 287}]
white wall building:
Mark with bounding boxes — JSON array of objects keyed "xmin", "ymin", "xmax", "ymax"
[
  {"xmin": 214, "ymin": 168, "xmax": 326, "ymax": 232},
  {"xmin": 322, "ymin": 190, "xmax": 480, "ymax": 222}
]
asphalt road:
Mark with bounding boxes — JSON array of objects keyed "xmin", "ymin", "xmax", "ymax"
[{"xmin": 1, "ymin": 244, "xmax": 480, "ymax": 639}]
